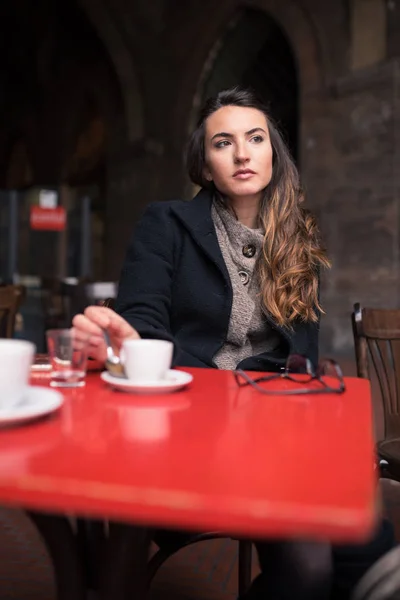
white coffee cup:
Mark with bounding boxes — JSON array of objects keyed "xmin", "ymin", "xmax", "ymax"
[
  {"xmin": 121, "ymin": 339, "xmax": 173, "ymax": 383},
  {"xmin": 0, "ymin": 340, "xmax": 36, "ymax": 409}
]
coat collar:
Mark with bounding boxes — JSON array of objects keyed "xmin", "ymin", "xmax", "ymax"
[
  {"xmin": 170, "ymin": 187, "xmax": 214, "ymax": 233},
  {"xmin": 170, "ymin": 188, "xmax": 230, "ymax": 284},
  {"xmin": 170, "ymin": 188, "xmax": 292, "ymax": 345}
]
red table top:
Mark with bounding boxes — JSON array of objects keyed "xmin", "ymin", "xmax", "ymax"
[{"xmin": 0, "ymin": 368, "xmax": 376, "ymax": 543}]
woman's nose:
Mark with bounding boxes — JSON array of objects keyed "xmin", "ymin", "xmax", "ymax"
[{"xmin": 234, "ymin": 143, "xmax": 250, "ymax": 163}]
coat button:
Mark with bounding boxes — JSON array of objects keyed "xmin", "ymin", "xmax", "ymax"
[
  {"xmin": 238, "ymin": 271, "xmax": 250, "ymax": 285},
  {"xmin": 242, "ymin": 244, "xmax": 256, "ymax": 258}
]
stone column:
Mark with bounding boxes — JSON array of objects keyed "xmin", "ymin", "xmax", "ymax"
[{"xmin": 302, "ymin": 61, "xmax": 400, "ymax": 355}]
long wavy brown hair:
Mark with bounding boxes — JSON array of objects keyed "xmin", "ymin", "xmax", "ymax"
[{"xmin": 186, "ymin": 87, "xmax": 330, "ymax": 327}]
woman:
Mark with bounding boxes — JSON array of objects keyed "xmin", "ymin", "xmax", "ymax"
[
  {"xmin": 72, "ymin": 87, "xmax": 394, "ymax": 599},
  {"xmin": 74, "ymin": 87, "xmax": 328, "ymax": 370}
]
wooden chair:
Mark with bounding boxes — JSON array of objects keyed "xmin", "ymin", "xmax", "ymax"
[
  {"xmin": 147, "ymin": 534, "xmax": 252, "ymax": 596},
  {"xmin": 351, "ymin": 545, "xmax": 400, "ymax": 600},
  {"xmin": 0, "ymin": 285, "xmax": 25, "ymax": 338},
  {"xmin": 60, "ymin": 279, "xmax": 91, "ymax": 325},
  {"xmin": 0, "ymin": 508, "xmax": 85, "ymax": 600},
  {"xmin": 352, "ymin": 303, "xmax": 400, "ymax": 481},
  {"xmin": 41, "ymin": 278, "xmax": 68, "ymax": 330}
]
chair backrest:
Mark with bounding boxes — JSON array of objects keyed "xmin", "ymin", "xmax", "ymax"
[
  {"xmin": 352, "ymin": 302, "xmax": 400, "ymax": 440},
  {"xmin": 60, "ymin": 279, "xmax": 89, "ymax": 323},
  {"xmin": 351, "ymin": 544, "xmax": 400, "ymax": 600},
  {"xmin": 41, "ymin": 278, "xmax": 66, "ymax": 329},
  {"xmin": 0, "ymin": 285, "xmax": 25, "ymax": 338}
]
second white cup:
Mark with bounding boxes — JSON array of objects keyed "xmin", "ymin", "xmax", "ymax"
[
  {"xmin": 0, "ymin": 339, "xmax": 36, "ymax": 409},
  {"xmin": 121, "ymin": 339, "xmax": 173, "ymax": 383}
]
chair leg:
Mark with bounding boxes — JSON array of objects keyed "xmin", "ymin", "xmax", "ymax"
[
  {"xmin": 28, "ymin": 511, "xmax": 86, "ymax": 600},
  {"xmin": 99, "ymin": 522, "xmax": 151, "ymax": 600},
  {"xmin": 147, "ymin": 532, "xmax": 224, "ymax": 587},
  {"xmin": 148, "ymin": 534, "xmax": 253, "ymax": 597},
  {"xmin": 238, "ymin": 540, "xmax": 253, "ymax": 597},
  {"xmin": 76, "ymin": 518, "xmax": 106, "ymax": 591},
  {"xmin": 147, "ymin": 548, "xmax": 176, "ymax": 587}
]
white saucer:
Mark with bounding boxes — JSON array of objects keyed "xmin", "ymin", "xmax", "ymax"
[
  {"xmin": 100, "ymin": 369, "xmax": 193, "ymax": 394},
  {"xmin": 0, "ymin": 386, "xmax": 64, "ymax": 426}
]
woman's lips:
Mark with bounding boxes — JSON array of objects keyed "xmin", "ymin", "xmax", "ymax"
[{"xmin": 233, "ymin": 170, "xmax": 256, "ymax": 180}]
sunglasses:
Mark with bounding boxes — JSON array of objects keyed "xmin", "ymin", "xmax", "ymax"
[{"xmin": 233, "ymin": 354, "xmax": 346, "ymax": 396}]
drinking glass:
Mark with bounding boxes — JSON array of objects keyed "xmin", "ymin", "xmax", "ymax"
[{"xmin": 46, "ymin": 329, "xmax": 87, "ymax": 388}]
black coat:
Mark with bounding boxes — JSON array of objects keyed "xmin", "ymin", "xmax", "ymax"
[{"xmin": 115, "ymin": 188, "xmax": 319, "ymax": 371}]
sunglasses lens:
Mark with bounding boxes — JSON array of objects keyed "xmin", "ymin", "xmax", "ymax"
[
  {"xmin": 319, "ymin": 360, "xmax": 343, "ymax": 391},
  {"xmin": 285, "ymin": 355, "xmax": 314, "ymax": 382}
]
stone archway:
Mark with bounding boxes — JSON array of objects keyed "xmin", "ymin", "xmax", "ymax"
[
  {"xmin": 199, "ymin": 9, "xmax": 299, "ymax": 161},
  {"xmin": 171, "ymin": 0, "xmax": 326, "ymax": 171},
  {"xmin": 63, "ymin": 94, "xmax": 107, "ymax": 184},
  {"xmin": 78, "ymin": 0, "xmax": 144, "ymax": 142}
]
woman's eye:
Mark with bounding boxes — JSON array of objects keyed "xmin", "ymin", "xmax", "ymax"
[
  {"xmin": 215, "ymin": 140, "xmax": 230, "ymax": 148},
  {"xmin": 251, "ymin": 135, "xmax": 264, "ymax": 143}
]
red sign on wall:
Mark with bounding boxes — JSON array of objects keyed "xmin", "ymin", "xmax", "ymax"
[{"xmin": 30, "ymin": 206, "xmax": 66, "ymax": 231}]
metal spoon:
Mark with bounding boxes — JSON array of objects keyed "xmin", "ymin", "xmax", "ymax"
[{"xmin": 103, "ymin": 329, "xmax": 127, "ymax": 379}]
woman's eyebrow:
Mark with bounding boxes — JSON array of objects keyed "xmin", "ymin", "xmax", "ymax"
[
  {"xmin": 211, "ymin": 131, "xmax": 233, "ymax": 141},
  {"xmin": 246, "ymin": 127, "xmax": 267, "ymax": 136},
  {"xmin": 210, "ymin": 127, "xmax": 267, "ymax": 142}
]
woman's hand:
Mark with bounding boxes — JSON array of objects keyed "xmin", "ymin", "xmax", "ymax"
[{"xmin": 71, "ymin": 306, "xmax": 140, "ymax": 363}]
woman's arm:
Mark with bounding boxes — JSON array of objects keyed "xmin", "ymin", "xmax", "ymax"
[
  {"xmin": 115, "ymin": 202, "xmax": 207, "ymax": 368},
  {"xmin": 115, "ymin": 203, "xmax": 174, "ymax": 339}
]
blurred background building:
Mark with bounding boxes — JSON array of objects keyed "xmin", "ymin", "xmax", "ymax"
[{"xmin": 0, "ymin": 0, "xmax": 399, "ymax": 356}]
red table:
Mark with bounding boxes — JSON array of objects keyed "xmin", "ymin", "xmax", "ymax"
[{"xmin": 0, "ymin": 368, "xmax": 377, "ymax": 598}]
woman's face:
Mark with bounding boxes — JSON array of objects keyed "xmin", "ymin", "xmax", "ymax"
[{"xmin": 203, "ymin": 105, "xmax": 273, "ymax": 202}]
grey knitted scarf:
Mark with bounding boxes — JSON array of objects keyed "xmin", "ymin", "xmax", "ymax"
[{"xmin": 211, "ymin": 198, "xmax": 281, "ymax": 370}]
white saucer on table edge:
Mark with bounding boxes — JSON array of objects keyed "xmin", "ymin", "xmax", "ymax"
[
  {"xmin": 0, "ymin": 386, "xmax": 64, "ymax": 427},
  {"xmin": 100, "ymin": 369, "xmax": 193, "ymax": 394}
]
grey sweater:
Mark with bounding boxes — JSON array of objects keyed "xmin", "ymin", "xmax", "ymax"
[{"xmin": 211, "ymin": 199, "xmax": 281, "ymax": 370}]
